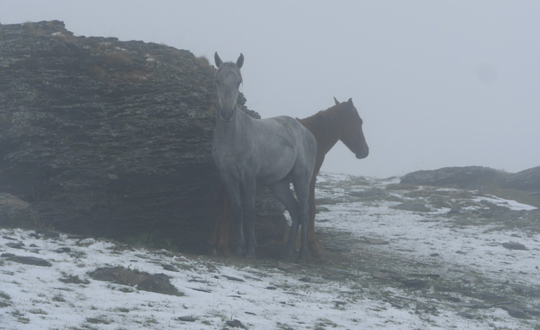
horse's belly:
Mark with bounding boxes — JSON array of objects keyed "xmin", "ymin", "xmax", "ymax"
[{"xmin": 256, "ymin": 149, "xmax": 295, "ymax": 185}]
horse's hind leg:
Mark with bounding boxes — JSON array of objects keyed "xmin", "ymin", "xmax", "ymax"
[
  {"xmin": 270, "ymin": 180, "xmax": 300, "ymax": 260},
  {"xmin": 291, "ymin": 159, "xmax": 315, "ymax": 263},
  {"xmin": 218, "ymin": 195, "xmax": 233, "ymax": 257}
]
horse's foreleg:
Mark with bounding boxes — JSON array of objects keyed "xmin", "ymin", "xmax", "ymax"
[
  {"xmin": 243, "ymin": 178, "xmax": 257, "ymax": 259},
  {"xmin": 208, "ymin": 181, "xmax": 227, "ymax": 254},
  {"xmin": 218, "ymin": 195, "xmax": 233, "ymax": 257},
  {"xmin": 222, "ymin": 177, "xmax": 244, "ymax": 257}
]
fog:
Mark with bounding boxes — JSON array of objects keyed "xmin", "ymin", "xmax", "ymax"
[{"xmin": 3, "ymin": 1, "xmax": 539, "ymax": 178}]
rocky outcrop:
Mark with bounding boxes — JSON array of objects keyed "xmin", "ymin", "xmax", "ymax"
[
  {"xmin": 0, "ymin": 21, "xmax": 286, "ymax": 253},
  {"xmin": 506, "ymin": 166, "xmax": 540, "ymax": 199},
  {"xmin": 400, "ymin": 166, "xmax": 508, "ymax": 189}
]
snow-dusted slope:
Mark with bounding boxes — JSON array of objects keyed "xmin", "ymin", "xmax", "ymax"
[{"xmin": 1, "ymin": 173, "xmax": 539, "ymax": 329}]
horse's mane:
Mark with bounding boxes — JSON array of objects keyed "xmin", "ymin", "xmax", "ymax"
[{"xmin": 298, "ymin": 103, "xmax": 346, "ymax": 128}]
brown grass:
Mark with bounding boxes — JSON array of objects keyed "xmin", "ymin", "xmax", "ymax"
[
  {"xmin": 195, "ymin": 55, "xmax": 214, "ymax": 71},
  {"xmin": 87, "ymin": 66, "xmax": 108, "ymax": 79},
  {"xmin": 24, "ymin": 22, "xmax": 45, "ymax": 36},
  {"xmin": 103, "ymin": 52, "xmax": 133, "ymax": 67}
]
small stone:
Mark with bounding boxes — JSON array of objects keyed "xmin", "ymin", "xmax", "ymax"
[
  {"xmin": 329, "ymin": 268, "xmax": 355, "ymax": 277},
  {"xmin": 6, "ymin": 255, "xmax": 52, "ymax": 267},
  {"xmin": 55, "ymin": 247, "xmax": 71, "ymax": 253},
  {"xmin": 277, "ymin": 261, "xmax": 302, "ymax": 274},
  {"xmin": 457, "ymin": 311, "xmax": 476, "ymax": 319},
  {"xmin": 502, "ymin": 242, "xmax": 527, "ymax": 250},
  {"xmin": 177, "ymin": 316, "xmax": 196, "ymax": 322},
  {"xmin": 499, "ymin": 305, "xmax": 527, "ymax": 319},
  {"xmin": 222, "ymin": 275, "xmax": 245, "ymax": 282},
  {"xmin": 325, "ymin": 242, "xmax": 351, "ymax": 252},
  {"xmin": 226, "ymin": 319, "xmax": 247, "ymax": 329},
  {"xmin": 401, "ymin": 279, "xmax": 427, "ymax": 289},
  {"xmin": 6, "ymin": 242, "xmax": 24, "ymax": 249},
  {"xmin": 365, "ymin": 238, "xmax": 389, "ymax": 245},
  {"xmin": 407, "ymin": 273, "xmax": 440, "ymax": 278},
  {"xmin": 188, "ymin": 287, "xmax": 211, "ymax": 293},
  {"xmin": 315, "ymin": 206, "xmax": 330, "ymax": 213},
  {"xmin": 162, "ymin": 264, "xmax": 179, "ymax": 272},
  {"xmin": 137, "ymin": 274, "xmax": 181, "ymax": 296}
]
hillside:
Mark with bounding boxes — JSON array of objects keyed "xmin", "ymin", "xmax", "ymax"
[{"xmin": 1, "ymin": 172, "xmax": 539, "ymax": 329}]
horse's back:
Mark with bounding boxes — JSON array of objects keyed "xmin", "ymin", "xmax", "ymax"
[{"xmin": 262, "ymin": 115, "xmax": 315, "ymax": 146}]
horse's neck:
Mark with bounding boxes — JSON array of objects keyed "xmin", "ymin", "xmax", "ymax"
[{"xmin": 303, "ymin": 109, "xmax": 343, "ymax": 156}]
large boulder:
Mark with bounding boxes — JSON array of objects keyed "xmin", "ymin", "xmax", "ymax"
[
  {"xmin": 400, "ymin": 166, "xmax": 508, "ymax": 189},
  {"xmin": 0, "ymin": 21, "xmax": 286, "ymax": 253}
]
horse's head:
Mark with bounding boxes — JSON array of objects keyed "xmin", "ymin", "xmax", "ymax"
[
  {"xmin": 335, "ymin": 98, "xmax": 369, "ymax": 159},
  {"xmin": 214, "ymin": 52, "xmax": 244, "ymax": 122}
]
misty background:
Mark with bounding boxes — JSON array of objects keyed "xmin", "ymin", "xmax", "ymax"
[{"xmin": 2, "ymin": 1, "xmax": 539, "ymax": 178}]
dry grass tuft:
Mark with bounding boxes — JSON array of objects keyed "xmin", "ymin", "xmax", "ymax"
[{"xmin": 103, "ymin": 52, "xmax": 133, "ymax": 67}]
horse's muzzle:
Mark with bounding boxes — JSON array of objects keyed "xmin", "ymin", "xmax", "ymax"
[
  {"xmin": 356, "ymin": 148, "xmax": 369, "ymax": 159},
  {"xmin": 219, "ymin": 107, "xmax": 234, "ymax": 122}
]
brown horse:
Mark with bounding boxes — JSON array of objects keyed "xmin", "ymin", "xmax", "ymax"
[{"xmin": 209, "ymin": 98, "xmax": 369, "ymax": 257}]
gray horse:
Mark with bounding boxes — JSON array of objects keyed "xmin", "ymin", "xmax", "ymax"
[{"xmin": 212, "ymin": 52, "xmax": 317, "ymax": 261}]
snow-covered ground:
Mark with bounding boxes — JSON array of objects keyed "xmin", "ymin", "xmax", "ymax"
[{"xmin": 1, "ymin": 173, "xmax": 539, "ymax": 329}]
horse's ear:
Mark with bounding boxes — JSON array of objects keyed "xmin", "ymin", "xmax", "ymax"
[
  {"xmin": 333, "ymin": 97, "xmax": 340, "ymax": 105},
  {"xmin": 214, "ymin": 52, "xmax": 223, "ymax": 68},
  {"xmin": 347, "ymin": 98, "xmax": 353, "ymax": 106},
  {"xmin": 236, "ymin": 53, "xmax": 244, "ymax": 69}
]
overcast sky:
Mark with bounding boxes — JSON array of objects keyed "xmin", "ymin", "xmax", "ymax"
[{"xmin": 2, "ymin": 1, "xmax": 539, "ymax": 178}]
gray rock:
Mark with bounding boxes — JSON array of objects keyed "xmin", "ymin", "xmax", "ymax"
[
  {"xmin": 499, "ymin": 305, "xmax": 528, "ymax": 319},
  {"xmin": 502, "ymin": 242, "xmax": 528, "ymax": 250},
  {"xmin": 0, "ymin": 21, "xmax": 286, "ymax": 253},
  {"xmin": 400, "ymin": 166, "xmax": 508, "ymax": 189},
  {"xmin": 0, "ymin": 193, "xmax": 39, "ymax": 229},
  {"xmin": 5, "ymin": 255, "xmax": 52, "ymax": 267},
  {"xmin": 506, "ymin": 166, "xmax": 540, "ymax": 192},
  {"xmin": 277, "ymin": 261, "xmax": 302, "ymax": 274},
  {"xmin": 225, "ymin": 319, "xmax": 247, "ymax": 329},
  {"xmin": 177, "ymin": 316, "xmax": 197, "ymax": 322},
  {"xmin": 5, "ymin": 242, "xmax": 24, "ymax": 249},
  {"xmin": 137, "ymin": 274, "xmax": 182, "ymax": 296},
  {"xmin": 392, "ymin": 202, "xmax": 431, "ymax": 212},
  {"xmin": 222, "ymin": 275, "xmax": 245, "ymax": 282},
  {"xmin": 89, "ymin": 267, "xmax": 181, "ymax": 296},
  {"xmin": 401, "ymin": 279, "xmax": 427, "ymax": 289}
]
